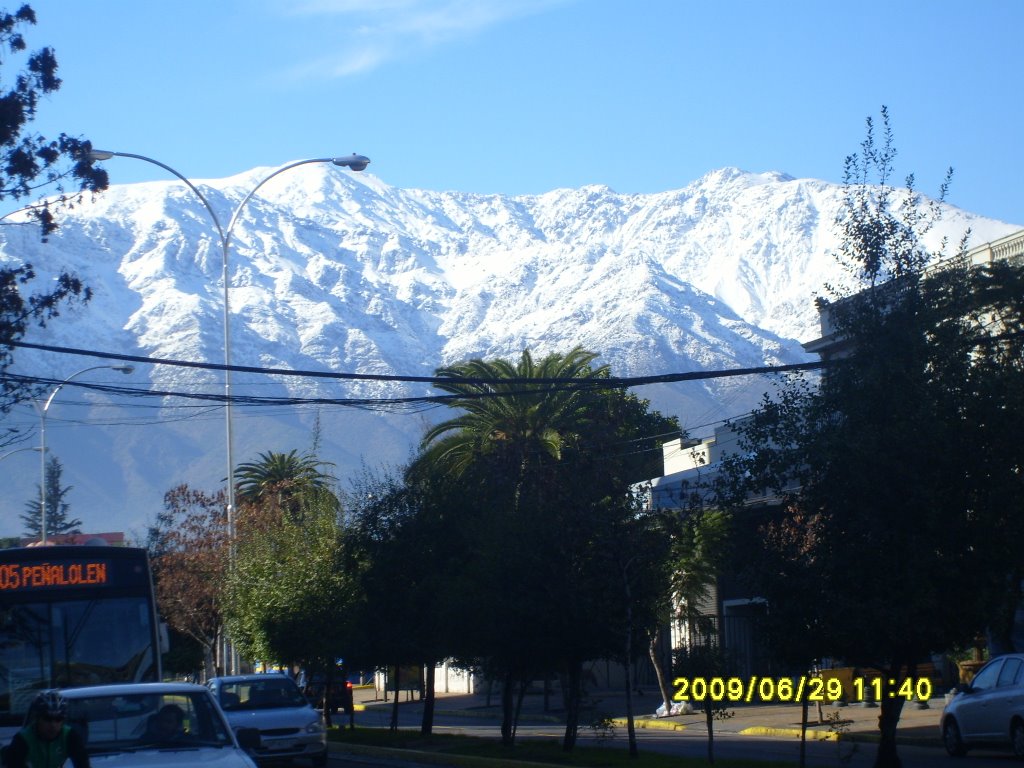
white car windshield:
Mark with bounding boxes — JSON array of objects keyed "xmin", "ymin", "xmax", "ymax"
[
  {"xmin": 66, "ymin": 690, "xmax": 235, "ymax": 754},
  {"xmin": 218, "ymin": 679, "xmax": 308, "ymax": 710}
]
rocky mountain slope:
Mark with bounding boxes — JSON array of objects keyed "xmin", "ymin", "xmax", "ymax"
[{"xmin": 0, "ymin": 164, "xmax": 1016, "ymax": 538}]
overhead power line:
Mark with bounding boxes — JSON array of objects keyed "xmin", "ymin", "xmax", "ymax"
[{"xmin": 9, "ymin": 340, "xmax": 827, "ymax": 394}]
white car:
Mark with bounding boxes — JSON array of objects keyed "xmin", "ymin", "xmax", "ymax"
[
  {"xmin": 942, "ymin": 652, "xmax": 1024, "ymax": 758},
  {"xmin": 60, "ymin": 682, "xmax": 260, "ymax": 767},
  {"xmin": 207, "ymin": 674, "xmax": 327, "ymax": 767}
]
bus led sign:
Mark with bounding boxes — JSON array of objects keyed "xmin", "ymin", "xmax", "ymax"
[{"xmin": 0, "ymin": 560, "xmax": 109, "ymax": 591}]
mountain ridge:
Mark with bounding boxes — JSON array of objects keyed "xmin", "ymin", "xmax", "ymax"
[{"xmin": 0, "ymin": 165, "xmax": 1017, "ymax": 538}]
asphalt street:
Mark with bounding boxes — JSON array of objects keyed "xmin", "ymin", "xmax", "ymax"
[{"xmin": 321, "ymin": 686, "xmax": 1019, "ymax": 767}]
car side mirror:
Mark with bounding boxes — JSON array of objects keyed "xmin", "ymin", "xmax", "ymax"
[{"xmin": 236, "ymin": 727, "xmax": 261, "ymax": 751}]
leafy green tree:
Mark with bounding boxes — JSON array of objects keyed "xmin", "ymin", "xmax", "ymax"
[
  {"xmin": 538, "ymin": 397, "xmax": 678, "ymax": 753},
  {"xmin": 651, "ymin": 504, "xmax": 732, "ymax": 705},
  {"xmin": 224, "ymin": 488, "xmax": 360, "ymax": 720},
  {"xmin": 666, "ymin": 509, "xmax": 732, "ymax": 627},
  {"xmin": 0, "ymin": 4, "xmax": 108, "ymax": 414},
  {"xmin": 718, "ymin": 108, "xmax": 1024, "ymax": 768},
  {"xmin": 419, "ymin": 346, "xmax": 678, "ymax": 750},
  {"xmin": 418, "ymin": 347, "xmax": 611, "ymax": 747},
  {"xmin": 347, "ymin": 465, "xmax": 471, "ymax": 735},
  {"xmin": 21, "ymin": 454, "xmax": 80, "ymax": 537},
  {"xmin": 923, "ymin": 258, "xmax": 1024, "ymax": 656},
  {"xmin": 674, "ymin": 640, "xmax": 735, "ymax": 766},
  {"xmin": 646, "ymin": 483, "xmax": 740, "ymax": 764},
  {"xmin": 593, "ymin": 490, "xmax": 673, "ymax": 758}
]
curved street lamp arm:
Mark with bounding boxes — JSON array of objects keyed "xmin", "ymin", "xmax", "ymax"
[
  {"xmin": 223, "ymin": 157, "xmax": 348, "ymax": 250},
  {"xmin": 0, "ymin": 447, "xmax": 41, "ymax": 462},
  {"xmin": 78, "ymin": 149, "xmax": 367, "ymax": 672},
  {"xmin": 89, "ymin": 150, "xmax": 226, "ymax": 243},
  {"xmin": 36, "ymin": 363, "xmax": 133, "ymax": 544},
  {"xmin": 40, "ymin": 364, "xmax": 135, "ymax": 413},
  {"xmin": 43, "ymin": 364, "xmax": 128, "ymax": 413}
]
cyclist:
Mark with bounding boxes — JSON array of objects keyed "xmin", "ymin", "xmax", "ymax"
[{"xmin": 3, "ymin": 691, "xmax": 90, "ymax": 767}]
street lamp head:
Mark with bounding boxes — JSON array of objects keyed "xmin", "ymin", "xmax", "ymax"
[
  {"xmin": 113, "ymin": 365, "xmax": 134, "ymax": 375},
  {"xmin": 331, "ymin": 154, "xmax": 370, "ymax": 172},
  {"xmin": 87, "ymin": 149, "xmax": 115, "ymax": 161}
]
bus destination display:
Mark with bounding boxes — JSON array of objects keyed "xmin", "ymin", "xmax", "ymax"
[{"xmin": 0, "ymin": 559, "xmax": 109, "ymax": 591}]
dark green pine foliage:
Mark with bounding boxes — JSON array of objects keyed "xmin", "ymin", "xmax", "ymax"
[{"xmin": 22, "ymin": 454, "xmax": 82, "ymax": 537}]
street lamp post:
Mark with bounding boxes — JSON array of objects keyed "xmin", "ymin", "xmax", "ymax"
[
  {"xmin": 36, "ymin": 364, "xmax": 134, "ymax": 544},
  {"xmin": 88, "ymin": 150, "xmax": 371, "ymax": 673}
]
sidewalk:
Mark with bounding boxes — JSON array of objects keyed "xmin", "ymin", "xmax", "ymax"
[
  {"xmin": 351, "ymin": 685, "xmax": 944, "ymax": 747},
  {"xmin": 620, "ymin": 698, "xmax": 943, "ymax": 746}
]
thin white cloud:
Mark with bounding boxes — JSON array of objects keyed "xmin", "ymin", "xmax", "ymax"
[
  {"xmin": 296, "ymin": 44, "xmax": 394, "ymax": 80},
  {"xmin": 276, "ymin": 0, "xmax": 573, "ymax": 80}
]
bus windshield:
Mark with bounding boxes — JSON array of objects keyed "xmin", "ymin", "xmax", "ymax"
[{"xmin": 0, "ymin": 546, "xmax": 161, "ymax": 728}]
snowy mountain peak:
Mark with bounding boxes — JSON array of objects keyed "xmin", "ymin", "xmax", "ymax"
[{"xmin": 0, "ymin": 166, "xmax": 1018, "ymax": 538}]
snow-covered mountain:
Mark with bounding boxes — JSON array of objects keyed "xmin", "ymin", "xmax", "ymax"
[{"xmin": 0, "ymin": 165, "xmax": 1017, "ymax": 539}]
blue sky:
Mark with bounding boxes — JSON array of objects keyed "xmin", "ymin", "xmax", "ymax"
[{"xmin": 24, "ymin": 0, "xmax": 1023, "ymax": 225}]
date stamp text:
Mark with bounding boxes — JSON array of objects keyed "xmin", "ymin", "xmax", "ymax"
[{"xmin": 672, "ymin": 675, "xmax": 933, "ymax": 703}]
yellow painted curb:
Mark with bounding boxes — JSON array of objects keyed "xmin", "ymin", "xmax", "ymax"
[
  {"xmin": 739, "ymin": 726, "xmax": 838, "ymax": 741},
  {"xmin": 613, "ymin": 717, "xmax": 687, "ymax": 731}
]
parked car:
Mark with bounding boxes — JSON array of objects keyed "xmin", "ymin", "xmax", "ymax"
[
  {"xmin": 941, "ymin": 652, "xmax": 1024, "ymax": 758},
  {"xmin": 208, "ymin": 673, "xmax": 327, "ymax": 766},
  {"xmin": 302, "ymin": 674, "xmax": 354, "ymax": 714},
  {"xmin": 58, "ymin": 681, "xmax": 260, "ymax": 767}
]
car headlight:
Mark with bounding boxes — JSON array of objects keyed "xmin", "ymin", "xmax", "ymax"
[{"xmin": 306, "ymin": 720, "xmax": 325, "ymax": 735}]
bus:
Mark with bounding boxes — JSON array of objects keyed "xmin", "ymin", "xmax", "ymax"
[{"xmin": 0, "ymin": 544, "xmax": 165, "ymax": 732}]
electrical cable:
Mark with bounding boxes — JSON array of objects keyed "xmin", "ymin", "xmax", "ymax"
[{"xmin": 6, "ymin": 337, "xmax": 823, "ymax": 411}]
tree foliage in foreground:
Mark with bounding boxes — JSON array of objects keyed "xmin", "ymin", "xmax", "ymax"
[
  {"xmin": 347, "ymin": 465, "xmax": 470, "ymax": 735},
  {"xmin": 225, "ymin": 448, "xmax": 353, "ymax": 695},
  {"xmin": 417, "ymin": 346, "xmax": 679, "ymax": 751},
  {"xmin": 152, "ymin": 448, "xmax": 346, "ymax": 681},
  {"xmin": 0, "ymin": 4, "xmax": 108, "ymax": 414},
  {"xmin": 719, "ymin": 107, "xmax": 1024, "ymax": 768},
  {"xmin": 224, "ymin": 488, "xmax": 358, "ymax": 685},
  {"xmin": 147, "ymin": 485, "xmax": 228, "ymax": 678}
]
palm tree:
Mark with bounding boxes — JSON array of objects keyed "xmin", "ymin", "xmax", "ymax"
[
  {"xmin": 417, "ymin": 346, "xmax": 681, "ymax": 750},
  {"xmin": 419, "ymin": 346, "xmax": 609, "ymax": 510},
  {"xmin": 419, "ymin": 347, "xmax": 611, "ymax": 745},
  {"xmin": 234, "ymin": 450, "xmax": 335, "ymax": 516}
]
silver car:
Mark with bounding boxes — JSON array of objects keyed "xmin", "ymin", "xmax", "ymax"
[
  {"xmin": 208, "ymin": 673, "xmax": 327, "ymax": 767},
  {"xmin": 60, "ymin": 682, "xmax": 260, "ymax": 767},
  {"xmin": 942, "ymin": 653, "xmax": 1024, "ymax": 758}
]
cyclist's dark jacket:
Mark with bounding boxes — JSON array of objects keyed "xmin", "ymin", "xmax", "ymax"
[{"xmin": 5, "ymin": 722, "xmax": 90, "ymax": 768}]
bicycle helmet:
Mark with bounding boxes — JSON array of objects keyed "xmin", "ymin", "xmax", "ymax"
[{"xmin": 30, "ymin": 690, "xmax": 67, "ymax": 720}]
